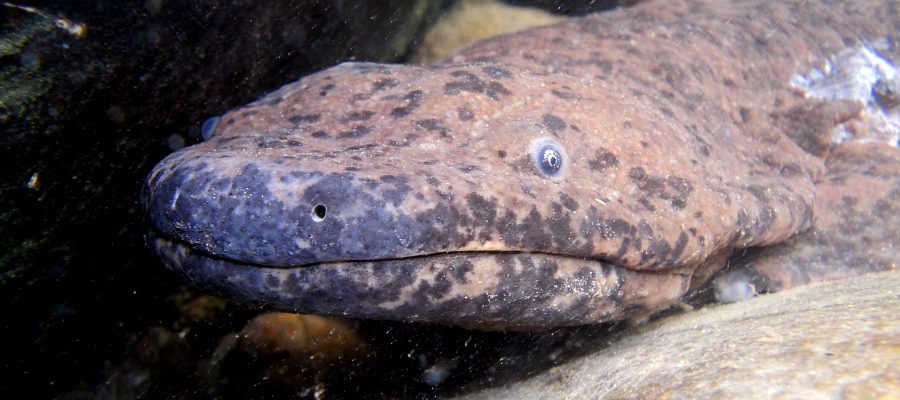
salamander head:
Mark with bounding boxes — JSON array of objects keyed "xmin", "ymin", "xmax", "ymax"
[{"xmin": 143, "ymin": 61, "xmax": 816, "ymax": 329}]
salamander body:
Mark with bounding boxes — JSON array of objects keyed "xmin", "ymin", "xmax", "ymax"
[{"xmin": 144, "ymin": 0, "xmax": 900, "ymax": 329}]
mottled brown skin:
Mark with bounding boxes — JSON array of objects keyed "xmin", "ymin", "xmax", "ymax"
[
  {"xmin": 724, "ymin": 143, "xmax": 900, "ymax": 293},
  {"xmin": 143, "ymin": 0, "xmax": 899, "ymax": 329}
]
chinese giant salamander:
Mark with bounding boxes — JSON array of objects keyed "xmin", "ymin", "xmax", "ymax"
[{"xmin": 143, "ymin": 0, "xmax": 900, "ymax": 330}]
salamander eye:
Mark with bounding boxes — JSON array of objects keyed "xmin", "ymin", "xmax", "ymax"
[{"xmin": 530, "ymin": 138, "xmax": 567, "ymax": 179}]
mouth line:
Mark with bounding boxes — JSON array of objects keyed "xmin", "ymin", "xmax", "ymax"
[
  {"xmin": 163, "ymin": 234, "xmax": 682, "ymax": 276},
  {"xmin": 268, "ymin": 250, "xmax": 595, "ymax": 269},
  {"xmin": 181, "ymin": 244, "xmax": 598, "ymax": 269}
]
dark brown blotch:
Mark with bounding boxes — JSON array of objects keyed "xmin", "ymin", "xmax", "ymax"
[
  {"xmin": 391, "ymin": 90, "xmax": 424, "ymax": 118},
  {"xmin": 319, "ymin": 83, "xmax": 335, "ymax": 96},
  {"xmin": 551, "ymin": 89, "xmax": 576, "ymax": 100},
  {"xmin": 670, "ymin": 232, "xmax": 689, "ymax": 261},
  {"xmin": 337, "ymin": 125, "xmax": 372, "ymax": 139},
  {"xmin": 665, "ymin": 176, "xmax": 694, "ymax": 195},
  {"xmin": 659, "ymin": 107, "xmax": 676, "ymax": 118},
  {"xmin": 513, "ymin": 207, "xmax": 551, "ymax": 248},
  {"xmin": 346, "ymin": 110, "xmax": 376, "ymax": 121},
  {"xmin": 520, "ymin": 185, "xmax": 537, "ymax": 198},
  {"xmin": 629, "ymin": 167, "xmax": 665, "ymax": 193},
  {"xmin": 446, "ymin": 71, "xmax": 486, "ymax": 95},
  {"xmin": 389, "ymin": 134, "xmax": 418, "ymax": 147},
  {"xmin": 257, "ymin": 138, "xmax": 288, "ymax": 149},
  {"xmin": 588, "ymin": 148, "xmax": 619, "ymax": 172},
  {"xmin": 466, "ymin": 192, "xmax": 498, "ymax": 241},
  {"xmin": 345, "ymin": 143, "xmax": 379, "ymax": 151},
  {"xmin": 593, "ymin": 59, "xmax": 614, "ymax": 74},
  {"xmin": 445, "ymin": 72, "xmax": 511, "ymax": 100},
  {"xmin": 652, "ymin": 62, "xmax": 688, "ymax": 86},
  {"xmin": 417, "ymin": 119, "xmax": 451, "ymax": 136},
  {"xmin": 486, "ymin": 81, "xmax": 511, "ymax": 100},
  {"xmin": 372, "ymin": 78, "xmax": 399, "ymax": 92},
  {"xmin": 289, "ymin": 114, "xmax": 321, "ymax": 124},
  {"xmin": 542, "ymin": 114, "xmax": 567, "ymax": 134},
  {"xmin": 448, "ymin": 260, "xmax": 474, "ymax": 284},
  {"xmin": 559, "ymin": 193, "xmax": 579, "ymax": 211},
  {"xmin": 379, "ymin": 174, "xmax": 409, "ymax": 183},
  {"xmin": 637, "ymin": 197, "xmax": 656, "ymax": 211}
]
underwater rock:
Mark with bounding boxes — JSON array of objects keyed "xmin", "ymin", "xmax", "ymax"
[{"xmin": 454, "ymin": 270, "xmax": 900, "ymax": 399}]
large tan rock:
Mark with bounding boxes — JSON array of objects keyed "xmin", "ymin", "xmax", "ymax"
[{"xmin": 455, "ymin": 270, "xmax": 900, "ymax": 399}]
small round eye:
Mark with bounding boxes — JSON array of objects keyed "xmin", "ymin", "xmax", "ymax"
[{"xmin": 530, "ymin": 138, "xmax": 567, "ymax": 178}]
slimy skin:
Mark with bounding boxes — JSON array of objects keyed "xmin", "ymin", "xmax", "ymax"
[
  {"xmin": 143, "ymin": 0, "xmax": 898, "ymax": 329},
  {"xmin": 716, "ymin": 142, "xmax": 900, "ymax": 301}
]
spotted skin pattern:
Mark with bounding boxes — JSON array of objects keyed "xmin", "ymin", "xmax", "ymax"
[{"xmin": 143, "ymin": 0, "xmax": 899, "ymax": 329}]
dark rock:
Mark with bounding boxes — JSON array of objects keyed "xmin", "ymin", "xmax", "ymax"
[{"xmin": 0, "ymin": 0, "xmax": 447, "ymax": 397}]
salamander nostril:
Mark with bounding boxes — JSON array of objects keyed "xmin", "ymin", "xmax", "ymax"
[{"xmin": 311, "ymin": 204, "xmax": 327, "ymax": 221}]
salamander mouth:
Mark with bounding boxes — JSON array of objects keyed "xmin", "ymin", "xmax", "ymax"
[{"xmin": 150, "ymin": 229, "xmax": 694, "ymax": 330}]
